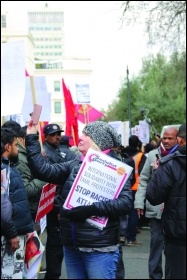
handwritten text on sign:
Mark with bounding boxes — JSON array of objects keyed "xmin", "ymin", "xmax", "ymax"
[
  {"xmin": 35, "ymin": 183, "xmax": 56, "ymax": 222},
  {"xmin": 64, "ymin": 148, "xmax": 133, "ymax": 229}
]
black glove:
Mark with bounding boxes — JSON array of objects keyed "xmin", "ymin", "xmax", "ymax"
[{"xmin": 65, "ymin": 204, "xmax": 97, "ymax": 222}]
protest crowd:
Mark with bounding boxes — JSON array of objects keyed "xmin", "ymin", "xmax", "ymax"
[{"xmin": 1, "ymin": 117, "xmax": 186, "ymax": 279}]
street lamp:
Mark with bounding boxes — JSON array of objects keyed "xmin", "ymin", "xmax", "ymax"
[{"xmin": 127, "ymin": 66, "xmax": 131, "ymax": 136}]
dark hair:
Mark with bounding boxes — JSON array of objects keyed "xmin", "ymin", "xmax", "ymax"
[
  {"xmin": 1, "ymin": 128, "xmax": 17, "ymax": 147},
  {"xmin": 2, "ymin": 120, "xmax": 21, "ymax": 134},
  {"xmin": 177, "ymin": 123, "xmax": 186, "ymax": 140},
  {"xmin": 1, "ymin": 141, "xmax": 5, "ymax": 156},
  {"xmin": 144, "ymin": 143, "xmax": 154, "ymax": 153},
  {"xmin": 27, "ymin": 236, "xmax": 40, "ymax": 250},
  {"xmin": 129, "ymin": 135, "xmax": 140, "ymax": 148},
  {"xmin": 18, "ymin": 125, "xmax": 27, "ymax": 138}
]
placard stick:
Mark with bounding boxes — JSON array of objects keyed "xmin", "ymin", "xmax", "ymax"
[{"xmin": 29, "ymin": 76, "xmax": 43, "ymax": 147}]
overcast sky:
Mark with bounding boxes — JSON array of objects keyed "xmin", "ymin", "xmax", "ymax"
[{"xmin": 2, "ymin": 1, "xmax": 157, "ymax": 110}]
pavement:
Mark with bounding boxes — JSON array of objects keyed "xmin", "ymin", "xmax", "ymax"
[{"xmin": 38, "ymin": 227, "xmax": 166, "ymax": 279}]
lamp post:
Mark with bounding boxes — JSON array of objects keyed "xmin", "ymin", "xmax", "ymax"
[{"xmin": 127, "ymin": 66, "xmax": 131, "ymax": 136}]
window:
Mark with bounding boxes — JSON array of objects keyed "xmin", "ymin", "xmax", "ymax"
[
  {"xmin": 1, "ymin": 15, "xmax": 6, "ymax": 28},
  {"xmin": 54, "ymin": 81, "xmax": 60, "ymax": 92},
  {"xmin": 54, "ymin": 102, "xmax": 61, "ymax": 114}
]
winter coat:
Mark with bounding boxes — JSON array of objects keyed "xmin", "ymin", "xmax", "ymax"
[
  {"xmin": 43, "ymin": 141, "xmax": 76, "ymax": 227},
  {"xmin": 26, "ymin": 134, "xmax": 133, "ymax": 248},
  {"xmin": 1, "ymin": 158, "xmax": 34, "ymax": 238},
  {"xmin": 59, "ymin": 144, "xmax": 77, "ymax": 161},
  {"xmin": 146, "ymin": 145, "xmax": 186, "ymax": 242},
  {"xmin": 14, "ymin": 142, "xmax": 46, "ymax": 220},
  {"xmin": 134, "ymin": 148, "xmax": 164, "ymax": 219}
]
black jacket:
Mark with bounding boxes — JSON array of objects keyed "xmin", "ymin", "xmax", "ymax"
[
  {"xmin": 43, "ymin": 141, "xmax": 76, "ymax": 226},
  {"xmin": 1, "ymin": 158, "xmax": 34, "ymax": 239},
  {"xmin": 26, "ymin": 134, "xmax": 133, "ymax": 248},
  {"xmin": 146, "ymin": 145, "xmax": 186, "ymax": 242}
]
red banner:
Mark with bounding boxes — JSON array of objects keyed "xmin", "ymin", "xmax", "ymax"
[{"xmin": 35, "ymin": 183, "xmax": 56, "ymax": 222}]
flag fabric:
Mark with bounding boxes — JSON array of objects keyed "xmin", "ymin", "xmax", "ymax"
[
  {"xmin": 39, "ymin": 121, "xmax": 49, "ymax": 144},
  {"xmin": 25, "ymin": 69, "xmax": 29, "ymax": 76},
  {"xmin": 75, "ymin": 104, "xmax": 104, "ymax": 124},
  {"xmin": 62, "ymin": 79, "xmax": 79, "ymax": 146}
]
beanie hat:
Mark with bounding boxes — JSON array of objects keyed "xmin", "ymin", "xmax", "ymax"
[{"xmin": 83, "ymin": 121, "xmax": 121, "ymax": 151}]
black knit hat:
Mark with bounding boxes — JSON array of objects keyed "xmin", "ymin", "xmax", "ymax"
[{"xmin": 83, "ymin": 121, "xmax": 121, "ymax": 151}]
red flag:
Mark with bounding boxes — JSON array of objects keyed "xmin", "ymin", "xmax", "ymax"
[
  {"xmin": 39, "ymin": 121, "xmax": 49, "ymax": 144},
  {"xmin": 75, "ymin": 104, "xmax": 104, "ymax": 124},
  {"xmin": 62, "ymin": 79, "xmax": 79, "ymax": 146}
]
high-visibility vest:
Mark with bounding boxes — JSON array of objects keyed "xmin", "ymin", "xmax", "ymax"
[{"xmin": 131, "ymin": 152, "xmax": 143, "ymax": 191}]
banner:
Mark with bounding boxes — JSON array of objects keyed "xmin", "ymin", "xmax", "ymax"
[
  {"xmin": 1, "ymin": 40, "xmax": 25, "ymax": 116},
  {"xmin": 63, "ymin": 148, "xmax": 133, "ymax": 230},
  {"xmin": 75, "ymin": 104, "xmax": 104, "ymax": 123}
]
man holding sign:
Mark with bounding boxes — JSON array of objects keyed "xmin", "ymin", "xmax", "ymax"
[{"xmin": 25, "ymin": 121, "xmax": 133, "ymax": 279}]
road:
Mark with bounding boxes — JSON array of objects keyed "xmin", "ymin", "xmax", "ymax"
[{"xmin": 38, "ymin": 228, "xmax": 165, "ymax": 279}]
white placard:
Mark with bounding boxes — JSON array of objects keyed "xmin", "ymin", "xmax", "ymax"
[
  {"xmin": 108, "ymin": 121, "xmax": 124, "ymax": 145},
  {"xmin": 139, "ymin": 120, "xmax": 150, "ymax": 144},
  {"xmin": 22, "ymin": 76, "xmax": 51, "ymax": 123},
  {"xmin": 1, "ymin": 40, "xmax": 25, "ymax": 116},
  {"xmin": 75, "ymin": 84, "xmax": 90, "ymax": 104},
  {"xmin": 63, "ymin": 148, "xmax": 133, "ymax": 229}
]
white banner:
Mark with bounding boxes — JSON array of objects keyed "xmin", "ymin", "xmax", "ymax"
[
  {"xmin": 1, "ymin": 40, "xmax": 25, "ymax": 116},
  {"xmin": 63, "ymin": 148, "xmax": 133, "ymax": 230}
]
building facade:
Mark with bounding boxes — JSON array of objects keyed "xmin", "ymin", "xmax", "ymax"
[{"xmin": 1, "ymin": 2, "xmax": 92, "ymax": 130}]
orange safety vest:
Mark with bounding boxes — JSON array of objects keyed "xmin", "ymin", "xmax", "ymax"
[{"xmin": 131, "ymin": 152, "xmax": 143, "ymax": 191}]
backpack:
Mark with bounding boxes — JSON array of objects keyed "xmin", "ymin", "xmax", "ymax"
[{"xmin": 121, "ymin": 153, "xmax": 136, "ymax": 186}]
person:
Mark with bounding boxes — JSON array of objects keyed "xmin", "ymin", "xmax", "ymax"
[
  {"xmin": 2, "ymin": 120, "xmax": 21, "ymax": 134},
  {"xmin": 1, "ymin": 128, "xmax": 34, "ymax": 236},
  {"xmin": 14, "ymin": 126, "xmax": 47, "ymax": 226},
  {"xmin": 42, "ymin": 123, "xmax": 76, "ymax": 279},
  {"xmin": 134, "ymin": 126, "xmax": 179, "ymax": 279},
  {"xmin": 146, "ymin": 123, "xmax": 186, "ymax": 279},
  {"xmin": 25, "ymin": 233, "xmax": 41, "ymax": 269},
  {"xmin": 121, "ymin": 136, "xmax": 147, "ymax": 246},
  {"xmin": 25, "ymin": 120, "xmax": 133, "ymax": 279},
  {"xmin": 1, "ymin": 128, "xmax": 34, "ymax": 278},
  {"xmin": 59, "ymin": 135, "xmax": 77, "ymax": 161}
]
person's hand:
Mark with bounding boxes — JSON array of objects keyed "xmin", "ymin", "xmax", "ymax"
[
  {"xmin": 63, "ymin": 205, "xmax": 97, "ymax": 222},
  {"xmin": 26, "ymin": 120, "xmax": 38, "ymax": 135},
  {"xmin": 9, "ymin": 236, "xmax": 19, "ymax": 252},
  {"xmin": 153, "ymin": 158, "xmax": 159, "ymax": 170},
  {"xmin": 136, "ymin": 208, "xmax": 144, "ymax": 219}
]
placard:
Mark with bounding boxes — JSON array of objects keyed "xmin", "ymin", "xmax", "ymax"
[
  {"xmin": 35, "ymin": 183, "xmax": 56, "ymax": 222},
  {"xmin": 64, "ymin": 148, "xmax": 133, "ymax": 229}
]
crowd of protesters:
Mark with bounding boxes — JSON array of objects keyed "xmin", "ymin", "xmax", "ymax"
[{"xmin": 1, "ymin": 119, "xmax": 186, "ymax": 279}]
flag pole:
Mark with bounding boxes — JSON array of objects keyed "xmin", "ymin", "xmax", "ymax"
[{"xmin": 82, "ymin": 104, "xmax": 87, "ymax": 124}]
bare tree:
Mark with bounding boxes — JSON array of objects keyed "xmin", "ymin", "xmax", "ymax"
[{"xmin": 119, "ymin": 1, "xmax": 186, "ymax": 52}]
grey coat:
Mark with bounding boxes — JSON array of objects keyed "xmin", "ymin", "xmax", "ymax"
[{"xmin": 134, "ymin": 148, "xmax": 163, "ymax": 219}]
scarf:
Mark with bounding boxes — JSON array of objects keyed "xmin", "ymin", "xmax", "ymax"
[{"xmin": 159, "ymin": 143, "xmax": 179, "ymax": 157}]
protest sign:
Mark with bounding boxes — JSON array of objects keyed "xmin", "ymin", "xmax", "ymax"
[
  {"xmin": 23, "ymin": 231, "xmax": 45, "ymax": 279},
  {"xmin": 35, "ymin": 183, "xmax": 56, "ymax": 222},
  {"xmin": 63, "ymin": 148, "xmax": 133, "ymax": 229}
]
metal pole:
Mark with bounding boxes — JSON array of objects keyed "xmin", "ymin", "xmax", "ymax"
[{"xmin": 127, "ymin": 66, "xmax": 131, "ymax": 136}]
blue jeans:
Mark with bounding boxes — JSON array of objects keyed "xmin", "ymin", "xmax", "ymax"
[{"xmin": 63, "ymin": 246, "xmax": 119, "ymax": 279}]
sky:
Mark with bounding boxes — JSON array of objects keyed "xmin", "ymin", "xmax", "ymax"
[{"xmin": 2, "ymin": 1, "xmax": 157, "ymax": 111}]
